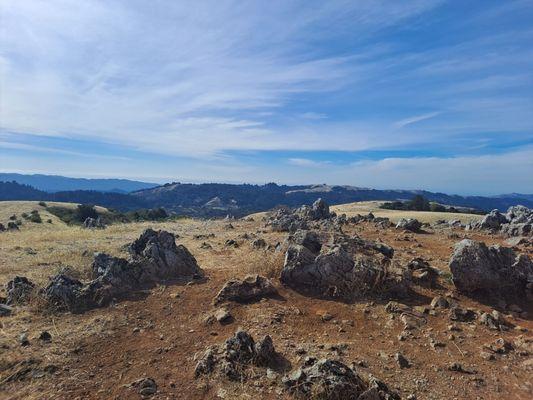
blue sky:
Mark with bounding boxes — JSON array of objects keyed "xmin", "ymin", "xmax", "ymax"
[{"xmin": 1, "ymin": 0, "xmax": 532, "ymax": 195}]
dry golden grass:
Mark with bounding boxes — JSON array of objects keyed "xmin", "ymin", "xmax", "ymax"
[{"xmin": 331, "ymin": 200, "xmax": 483, "ymax": 224}]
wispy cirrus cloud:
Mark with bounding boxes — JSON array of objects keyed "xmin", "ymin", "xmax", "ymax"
[{"xmin": 0, "ymin": 0, "xmax": 532, "ymax": 193}]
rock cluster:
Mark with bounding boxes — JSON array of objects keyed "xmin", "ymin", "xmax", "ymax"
[
  {"xmin": 281, "ymin": 231, "xmax": 408, "ymax": 301},
  {"xmin": 471, "ymin": 205, "xmax": 532, "ymax": 236},
  {"xmin": 43, "ymin": 229, "xmax": 203, "ymax": 312},
  {"xmin": 449, "ymin": 239, "xmax": 532, "ymax": 298},
  {"xmin": 266, "ymin": 198, "xmax": 344, "ymax": 232},
  {"xmin": 283, "ymin": 358, "xmax": 400, "ymax": 400},
  {"xmin": 213, "ymin": 274, "xmax": 277, "ymax": 305}
]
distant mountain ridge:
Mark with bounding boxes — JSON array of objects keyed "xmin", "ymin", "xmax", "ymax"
[
  {"xmin": 0, "ymin": 173, "xmax": 157, "ymax": 193},
  {"xmin": 1, "ymin": 180, "xmax": 532, "ymax": 217}
]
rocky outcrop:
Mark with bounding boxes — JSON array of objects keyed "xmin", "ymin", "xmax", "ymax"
[
  {"xmin": 43, "ymin": 229, "xmax": 203, "ymax": 312},
  {"xmin": 449, "ymin": 239, "xmax": 532, "ymax": 297},
  {"xmin": 266, "ymin": 199, "xmax": 340, "ymax": 232},
  {"xmin": 5, "ymin": 276, "xmax": 35, "ymax": 305},
  {"xmin": 214, "ymin": 274, "xmax": 277, "ymax": 305},
  {"xmin": 283, "ymin": 358, "xmax": 400, "ymax": 400},
  {"xmin": 473, "ymin": 205, "xmax": 533, "ymax": 236},
  {"xmin": 195, "ymin": 330, "xmax": 278, "ymax": 381},
  {"xmin": 281, "ymin": 232, "xmax": 408, "ymax": 301},
  {"xmin": 395, "ymin": 218, "xmax": 422, "ymax": 232}
]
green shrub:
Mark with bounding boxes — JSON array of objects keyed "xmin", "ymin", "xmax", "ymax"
[
  {"xmin": 38, "ymin": 201, "xmax": 47, "ymax": 207},
  {"xmin": 28, "ymin": 212, "xmax": 42, "ymax": 223}
]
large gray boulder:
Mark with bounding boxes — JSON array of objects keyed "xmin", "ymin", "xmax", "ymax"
[
  {"xmin": 449, "ymin": 239, "xmax": 533, "ymax": 297},
  {"xmin": 281, "ymin": 234, "xmax": 408, "ymax": 301},
  {"xmin": 43, "ymin": 229, "xmax": 203, "ymax": 312},
  {"xmin": 478, "ymin": 209, "xmax": 508, "ymax": 230}
]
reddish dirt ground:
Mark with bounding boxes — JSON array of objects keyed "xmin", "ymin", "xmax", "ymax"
[{"xmin": 1, "ymin": 220, "xmax": 532, "ymax": 400}]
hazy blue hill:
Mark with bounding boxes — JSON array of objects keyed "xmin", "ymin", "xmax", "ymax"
[
  {"xmin": 1, "ymin": 179, "xmax": 532, "ymax": 216},
  {"xmin": 0, "ymin": 173, "xmax": 157, "ymax": 193}
]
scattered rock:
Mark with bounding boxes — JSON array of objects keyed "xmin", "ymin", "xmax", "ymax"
[
  {"xmin": 396, "ymin": 218, "xmax": 422, "ymax": 232},
  {"xmin": 449, "ymin": 307, "xmax": 477, "ymax": 322},
  {"xmin": 214, "ymin": 308, "xmax": 233, "ymax": 325},
  {"xmin": 251, "ymin": 238, "xmax": 267, "ymax": 249},
  {"xmin": 5, "ymin": 276, "xmax": 35, "ymax": 305},
  {"xmin": 214, "ymin": 275, "xmax": 277, "ymax": 305},
  {"xmin": 38, "ymin": 331, "xmax": 52, "ymax": 342},
  {"xmin": 19, "ymin": 332, "xmax": 30, "ymax": 347},
  {"xmin": 131, "ymin": 377, "xmax": 157, "ymax": 396},
  {"xmin": 395, "ymin": 352, "xmax": 410, "ymax": 369}
]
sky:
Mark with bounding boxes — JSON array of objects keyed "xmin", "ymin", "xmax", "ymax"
[{"xmin": 1, "ymin": 0, "xmax": 532, "ymax": 195}]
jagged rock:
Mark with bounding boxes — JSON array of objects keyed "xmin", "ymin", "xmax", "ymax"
[
  {"xmin": 281, "ymin": 234, "xmax": 407, "ymax": 301},
  {"xmin": 251, "ymin": 238, "xmax": 267, "ymax": 249},
  {"xmin": 195, "ymin": 330, "xmax": 278, "ymax": 381},
  {"xmin": 0, "ymin": 223, "xmax": 5, "ymax": 232},
  {"xmin": 43, "ymin": 229, "xmax": 203, "ymax": 312},
  {"xmin": 6, "ymin": 276, "xmax": 35, "ymax": 305},
  {"xmin": 283, "ymin": 359, "xmax": 366, "ymax": 399},
  {"xmin": 396, "ymin": 218, "xmax": 422, "ymax": 232},
  {"xmin": 449, "ymin": 239, "xmax": 533, "ymax": 296},
  {"xmin": 128, "ymin": 229, "xmax": 203, "ymax": 279},
  {"xmin": 254, "ymin": 335, "xmax": 276, "ymax": 366},
  {"xmin": 214, "ymin": 274, "xmax": 277, "ymax": 305},
  {"xmin": 83, "ymin": 217, "xmax": 105, "ymax": 229},
  {"xmin": 225, "ymin": 239, "xmax": 239, "ymax": 248},
  {"xmin": 296, "ymin": 198, "xmax": 331, "ymax": 221},
  {"xmin": 283, "ymin": 358, "xmax": 400, "ymax": 400},
  {"xmin": 194, "ymin": 347, "xmax": 218, "ymax": 378},
  {"xmin": 288, "ymin": 230, "xmax": 322, "ymax": 254},
  {"xmin": 406, "ymin": 258, "xmax": 439, "ymax": 287}
]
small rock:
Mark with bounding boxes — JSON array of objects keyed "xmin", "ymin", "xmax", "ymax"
[
  {"xmin": 395, "ymin": 352, "xmax": 410, "ymax": 368},
  {"xmin": 19, "ymin": 332, "xmax": 29, "ymax": 346},
  {"xmin": 39, "ymin": 331, "xmax": 52, "ymax": 342}
]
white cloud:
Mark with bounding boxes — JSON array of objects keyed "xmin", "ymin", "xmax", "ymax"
[
  {"xmin": 393, "ymin": 112, "xmax": 440, "ymax": 128},
  {"xmin": 0, "ymin": 0, "xmax": 443, "ymax": 156},
  {"xmin": 287, "ymin": 158, "xmax": 331, "ymax": 167}
]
